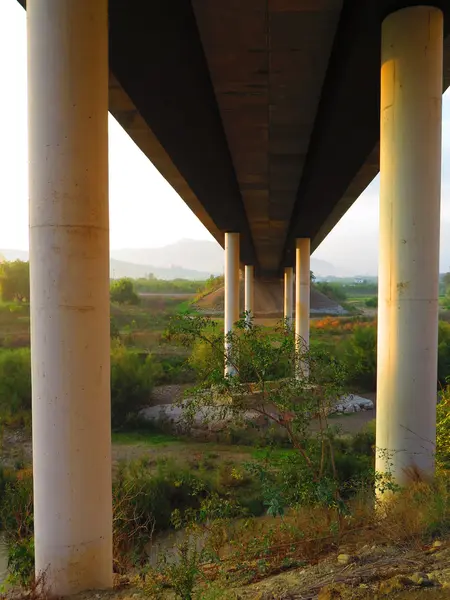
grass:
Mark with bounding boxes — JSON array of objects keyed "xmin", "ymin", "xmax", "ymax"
[{"xmin": 111, "ymin": 430, "xmax": 181, "ymax": 446}]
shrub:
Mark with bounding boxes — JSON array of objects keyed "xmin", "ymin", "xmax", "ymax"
[
  {"xmin": 341, "ymin": 325, "xmax": 377, "ymax": 390},
  {"xmin": 315, "ymin": 282, "xmax": 347, "ymax": 302},
  {"xmin": 438, "ymin": 321, "xmax": 450, "ymax": 384},
  {"xmin": 0, "ymin": 468, "xmax": 34, "ymax": 587},
  {"xmin": 437, "ymin": 385, "xmax": 450, "ymax": 471},
  {"xmin": 110, "ymin": 278, "xmax": 140, "ymax": 305},
  {"xmin": 110, "ymin": 343, "xmax": 162, "ymax": 429},
  {"xmin": 365, "ymin": 296, "xmax": 378, "ymax": 308},
  {"xmin": 0, "ymin": 349, "xmax": 31, "ymax": 419}
]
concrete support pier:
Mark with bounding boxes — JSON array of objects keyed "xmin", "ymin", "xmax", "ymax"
[
  {"xmin": 244, "ymin": 265, "xmax": 254, "ymax": 326},
  {"xmin": 284, "ymin": 267, "xmax": 294, "ymax": 329},
  {"xmin": 27, "ymin": 0, "xmax": 113, "ymax": 593},
  {"xmin": 295, "ymin": 239, "xmax": 310, "ymax": 377},
  {"xmin": 376, "ymin": 6, "xmax": 443, "ymax": 484},
  {"xmin": 224, "ymin": 233, "xmax": 240, "ymax": 375}
]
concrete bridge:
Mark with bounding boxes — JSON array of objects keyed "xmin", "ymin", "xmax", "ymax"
[{"xmin": 17, "ymin": 0, "xmax": 450, "ymax": 594}]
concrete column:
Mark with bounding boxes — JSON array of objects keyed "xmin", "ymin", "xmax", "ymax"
[
  {"xmin": 27, "ymin": 0, "xmax": 112, "ymax": 594},
  {"xmin": 295, "ymin": 239, "xmax": 310, "ymax": 377},
  {"xmin": 376, "ymin": 6, "xmax": 443, "ymax": 485},
  {"xmin": 224, "ymin": 233, "xmax": 240, "ymax": 376},
  {"xmin": 284, "ymin": 267, "xmax": 294, "ymax": 329},
  {"xmin": 244, "ymin": 265, "xmax": 254, "ymax": 327}
]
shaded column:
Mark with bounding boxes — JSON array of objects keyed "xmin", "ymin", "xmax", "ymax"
[
  {"xmin": 376, "ymin": 6, "xmax": 443, "ymax": 484},
  {"xmin": 244, "ymin": 265, "xmax": 254, "ymax": 326},
  {"xmin": 27, "ymin": 0, "xmax": 112, "ymax": 594},
  {"xmin": 284, "ymin": 266, "xmax": 294, "ymax": 329},
  {"xmin": 224, "ymin": 233, "xmax": 240, "ymax": 376},
  {"xmin": 295, "ymin": 239, "xmax": 310, "ymax": 377}
]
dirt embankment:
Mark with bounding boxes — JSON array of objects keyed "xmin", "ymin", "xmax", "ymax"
[{"xmin": 195, "ymin": 279, "xmax": 346, "ymax": 317}]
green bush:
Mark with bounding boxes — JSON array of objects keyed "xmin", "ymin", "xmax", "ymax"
[
  {"xmin": 110, "ymin": 278, "xmax": 140, "ymax": 305},
  {"xmin": 110, "ymin": 343, "xmax": 162, "ymax": 429},
  {"xmin": 341, "ymin": 325, "xmax": 377, "ymax": 390},
  {"xmin": 438, "ymin": 321, "xmax": 450, "ymax": 384},
  {"xmin": 315, "ymin": 282, "xmax": 347, "ymax": 302},
  {"xmin": 0, "ymin": 349, "xmax": 31, "ymax": 419},
  {"xmin": 437, "ymin": 385, "xmax": 450, "ymax": 471},
  {"xmin": 0, "ymin": 469, "xmax": 34, "ymax": 587},
  {"xmin": 365, "ymin": 296, "xmax": 378, "ymax": 308}
]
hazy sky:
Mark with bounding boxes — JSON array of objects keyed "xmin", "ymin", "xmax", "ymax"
[{"xmin": 2, "ymin": 0, "xmax": 450, "ymax": 276}]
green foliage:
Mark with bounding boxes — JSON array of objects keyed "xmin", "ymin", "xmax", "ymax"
[
  {"xmin": 110, "ymin": 277, "xmax": 140, "ymax": 305},
  {"xmin": 110, "ymin": 315, "xmax": 121, "ymax": 339},
  {"xmin": 0, "ymin": 344, "xmax": 161, "ymax": 430},
  {"xmin": 365, "ymin": 296, "xmax": 378, "ymax": 308},
  {"xmin": 133, "ymin": 277, "xmax": 204, "ymax": 295},
  {"xmin": 170, "ymin": 313, "xmax": 351, "ymax": 516},
  {"xmin": 0, "ymin": 349, "xmax": 31, "ymax": 420},
  {"xmin": 438, "ymin": 321, "xmax": 450, "ymax": 384},
  {"xmin": 110, "ymin": 343, "xmax": 162, "ymax": 429},
  {"xmin": 194, "ymin": 275, "xmax": 224, "ymax": 303},
  {"xmin": 315, "ymin": 282, "xmax": 347, "ymax": 302},
  {"xmin": 158, "ymin": 539, "xmax": 202, "ymax": 600},
  {"xmin": 437, "ymin": 384, "xmax": 450, "ymax": 471},
  {"xmin": 0, "ymin": 261, "xmax": 29, "ymax": 303},
  {"xmin": 341, "ymin": 325, "xmax": 377, "ymax": 390},
  {"xmin": 0, "ymin": 469, "xmax": 34, "ymax": 587}
]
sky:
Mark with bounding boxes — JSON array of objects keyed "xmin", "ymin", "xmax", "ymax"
[{"xmin": 2, "ymin": 0, "xmax": 450, "ymax": 276}]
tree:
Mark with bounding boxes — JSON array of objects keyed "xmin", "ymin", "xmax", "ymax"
[
  {"xmin": 169, "ymin": 314, "xmax": 350, "ymax": 513},
  {"xmin": 110, "ymin": 278, "xmax": 139, "ymax": 305},
  {"xmin": 0, "ymin": 261, "xmax": 30, "ymax": 303}
]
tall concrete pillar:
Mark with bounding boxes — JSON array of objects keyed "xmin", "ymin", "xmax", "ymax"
[
  {"xmin": 376, "ymin": 6, "xmax": 443, "ymax": 484},
  {"xmin": 244, "ymin": 265, "xmax": 254, "ymax": 326},
  {"xmin": 27, "ymin": 0, "xmax": 112, "ymax": 594},
  {"xmin": 224, "ymin": 233, "xmax": 240, "ymax": 376},
  {"xmin": 284, "ymin": 267, "xmax": 294, "ymax": 329},
  {"xmin": 295, "ymin": 239, "xmax": 310, "ymax": 377}
]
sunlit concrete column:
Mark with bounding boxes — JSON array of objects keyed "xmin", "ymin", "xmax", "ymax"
[
  {"xmin": 244, "ymin": 265, "xmax": 254, "ymax": 327},
  {"xmin": 376, "ymin": 6, "xmax": 443, "ymax": 485},
  {"xmin": 27, "ymin": 0, "xmax": 112, "ymax": 594},
  {"xmin": 224, "ymin": 233, "xmax": 240, "ymax": 376},
  {"xmin": 295, "ymin": 239, "xmax": 310, "ymax": 377},
  {"xmin": 284, "ymin": 267, "xmax": 294, "ymax": 329}
]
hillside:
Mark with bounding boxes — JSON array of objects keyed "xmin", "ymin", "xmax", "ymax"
[
  {"xmin": 109, "ymin": 259, "xmax": 212, "ymax": 280},
  {"xmin": 0, "ymin": 240, "xmax": 346, "ymax": 279}
]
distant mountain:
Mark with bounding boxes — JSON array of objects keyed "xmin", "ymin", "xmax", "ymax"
[
  {"xmin": 310, "ymin": 257, "xmax": 343, "ymax": 278},
  {"xmin": 0, "ymin": 239, "xmax": 345, "ymax": 279},
  {"xmin": 111, "ymin": 239, "xmax": 224, "ymax": 274},
  {"xmin": 110, "ymin": 259, "xmax": 213, "ymax": 280}
]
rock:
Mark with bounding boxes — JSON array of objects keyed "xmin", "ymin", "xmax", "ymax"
[
  {"xmin": 378, "ymin": 575, "xmax": 413, "ymax": 595},
  {"xmin": 409, "ymin": 572, "xmax": 433, "ymax": 586},
  {"xmin": 336, "ymin": 394, "xmax": 374, "ymax": 413},
  {"xmin": 318, "ymin": 583, "xmax": 348, "ymax": 600},
  {"xmin": 337, "ymin": 553, "xmax": 351, "ymax": 565}
]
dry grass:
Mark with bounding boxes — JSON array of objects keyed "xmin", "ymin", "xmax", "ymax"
[{"xmin": 198, "ymin": 479, "xmax": 450, "ymax": 586}]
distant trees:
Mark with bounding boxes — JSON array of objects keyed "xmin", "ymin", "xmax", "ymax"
[
  {"xmin": 315, "ymin": 281, "xmax": 347, "ymax": 303},
  {"xmin": 133, "ymin": 276, "xmax": 204, "ymax": 295},
  {"xmin": 0, "ymin": 261, "xmax": 30, "ymax": 303},
  {"xmin": 110, "ymin": 278, "xmax": 140, "ymax": 305},
  {"xmin": 443, "ymin": 273, "xmax": 450, "ymax": 303}
]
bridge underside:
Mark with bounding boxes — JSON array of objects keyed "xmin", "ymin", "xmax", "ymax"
[
  {"xmin": 106, "ymin": 0, "xmax": 450, "ymax": 275},
  {"xmin": 19, "ymin": 0, "xmax": 450, "ymax": 275}
]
